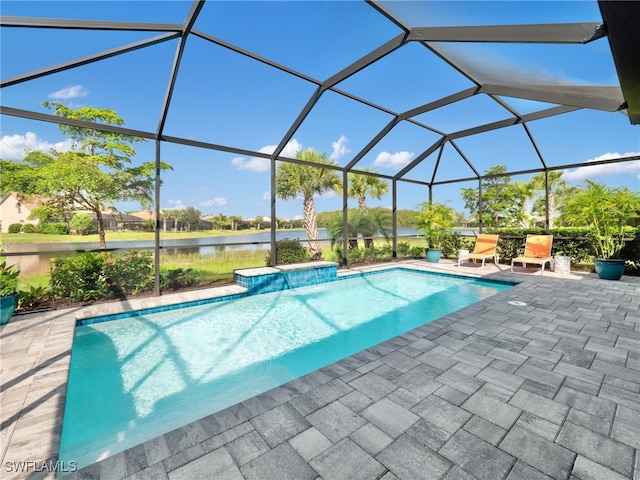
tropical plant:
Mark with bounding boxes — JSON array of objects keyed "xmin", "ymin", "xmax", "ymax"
[
  {"xmin": 215, "ymin": 212, "xmax": 228, "ymax": 230},
  {"xmin": 18, "ymin": 285, "xmax": 51, "ymax": 310},
  {"xmin": 0, "ymin": 102, "xmax": 172, "ymax": 249},
  {"xmin": 276, "ymin": 148, "xmax": 342, "ymax": 260},
  {"xmin": 328, "ymin": 208, "xmax": 391, "ymax": 249},
  {"xmin": 0, "ymin": 254, "xmax": 20, "ymax": 297},
  {"xmin": 562, "ymin": 180, "xmax": 640, "ymax": 259},
  {"xmin": 415, "ymin": 202, "xmax": 456, "ymax": 249},
  {"xmin": 527, "ymin": 171, "xmax": 569, "ymax": 229},
  {"xmin": 348, "ymin": 170, "xmax": 389, "ymax": 213}
]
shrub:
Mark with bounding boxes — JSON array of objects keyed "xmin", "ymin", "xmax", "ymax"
[
  {"xmin": 103, "ymin": 251, "xmax": 154, "ymax": 296},
  {"xmin": 70, "ymin": 213, "xmax": 95, "ymax": 235},
  {"xmin": 18, "ymin": 285, "xmax": 50, "ymax": 310},
  {"xmin": 374, "ymin": 244, "xmax": 393, "ymax": 261},
  {"xmin": 440, "ymin": 232, "xmax": 468, "ymax": 258},
  {"xmin": 141, "ymin": 219, "xmax": 155, "ymax": 232},
  {"xmin": 620, "ymin": 226, "xmax": 640, "ymax": 275},
  {"xmin": 270, "ymin": 239, "xmax": 310, "ymax": 265},
  {"xmin": 487, "ymin": 227, "xmax": 595, "ymax": 265},
  {"xmin": 8, "ymin": 223, "xmax": 22, "ymax": 233},
  {"xmin": 51, "ymin": 251, "xmax": 154, "ymax": 301},
  {"xmin": 51, "ymin": 253, "xmax": 107, "ymax": 301},
  {"xmin": 397, "ymin": 242, "xmax": 411, "ymax": 258},
  {"xmin": 161, "ymin": 268, "xmax": 198, "ymax": 290},
  {"xmin": 22, "ymin": 223, "xmax": 36, "ymax": 233},
  {"xmin": 35, "ymin": 222, "xmax": 69, "ymax": 235}
]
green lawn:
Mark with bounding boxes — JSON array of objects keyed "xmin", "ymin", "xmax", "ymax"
[{"xmin": 0, "ymin": 228, "xmax": 273, "ymax": 244}]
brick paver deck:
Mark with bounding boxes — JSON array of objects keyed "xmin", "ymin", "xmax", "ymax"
[{"xmin": 1, "ymin": 260, "xmax": 638, "ymax": 479}]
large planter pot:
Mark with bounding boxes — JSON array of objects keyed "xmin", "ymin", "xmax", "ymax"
[
  {"xmin": 425, "ymin": 248, "xmax": 442, "ymax": 263},
  {"xmin": 0, "ymin": 293, "xmax": 19, "ymax": 325},
  {"xmin": 594, "ymin": 258, "xmax": 626, "ymax": 280}
]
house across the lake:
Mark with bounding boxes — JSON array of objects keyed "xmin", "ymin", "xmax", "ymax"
[{"xmin": 0, "ymin": 192, "xmax": 41, "ymax": 233}]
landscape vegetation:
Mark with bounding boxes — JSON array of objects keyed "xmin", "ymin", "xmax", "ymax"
[{"xmin": 1, "ymin": 103, "xmax": 638, "ymax": 314}]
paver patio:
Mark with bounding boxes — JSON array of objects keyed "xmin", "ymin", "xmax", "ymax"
[{"xmin": 1, "ymin": 260, "xmax": 638, "ymax": 479}]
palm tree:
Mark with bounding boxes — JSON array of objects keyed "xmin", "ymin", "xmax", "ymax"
[
  {"xmin": 328, "ymin": 208, "xmax": 391, "ymax": 249},
  {"xmin": 527, "ymin": 171, "xmax": 568, "ymax": 229},
  {"xmin": 159, "ymin": 209, "xmax": 171, "ymax": 232},
  {"xmin": 276, "ymin": 148, "xmax": 342, "ymax": 260},
  {"xmin": 228, "ymin": 215, "xmax": 242, "ymax": 231},
  {"xmin": 348, "ymin": 169, "xmax": 389, "ymax": 213},
  {"xmin": 215, "ymin": 212, "xmax": 228, "ymax": 230}
]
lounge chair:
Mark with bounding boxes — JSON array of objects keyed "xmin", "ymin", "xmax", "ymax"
[
  {"xmin": 458, "ymin": 234, "xmax": 499, "ymax": 268},
  {"xmin": 511, "ymin": 234, "xmax": 554, "ymax": 274}
]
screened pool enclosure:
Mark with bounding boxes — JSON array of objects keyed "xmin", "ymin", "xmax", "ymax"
[{"xmin": 1, "ymin": 0, "xmax": 639, "ymax": 294}]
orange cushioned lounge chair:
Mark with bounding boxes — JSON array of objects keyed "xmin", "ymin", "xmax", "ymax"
[
  {"xmin": 511, "ymin": 234, "xmax": 554, "ymax": 274},
  {"xmin": 458, "ymin": 234, "xmax": 499, "ymax": 268}
]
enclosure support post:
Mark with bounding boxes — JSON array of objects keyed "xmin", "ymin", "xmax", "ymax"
[
  {"xmin": 544, "ymin": 169, "xmax": 550, "ymax": 233},
  {"xmin": 392, "ymin": 179, "xmax": 397, "ymax": 260},
  {"xmin": 342, "ymin": 170, "xmax": 349, "ymax": 266},
  {"xmin": 270, "ymin": 156, "xmax": 277, "ymax": 266},
  {"xmin": 478, "ymin": 178, "xmax": 483, "ymax": 234},
  {"xmin": 154, "ymin": 139, "xmax": 161, "ymax": 297}
]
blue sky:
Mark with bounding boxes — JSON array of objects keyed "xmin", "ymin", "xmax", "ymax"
[{"xmin": 1, "ymin": 0, "xmax": 638, "ymax": 220}]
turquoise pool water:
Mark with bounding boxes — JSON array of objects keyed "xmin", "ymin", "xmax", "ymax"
[{"xmin": 59, "ymin": 268, "xmax": 511, "ymax": 469}]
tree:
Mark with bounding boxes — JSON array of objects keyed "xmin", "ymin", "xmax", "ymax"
[
  {"xmin": 1, "ymin": 102, "xmax": 172, "ymax": 248},
  {"xmin": 70, "ymin": 212, "xmax": 95, "ymax": 235},
  {"xmin": 461, "ymin": 165, "xmax": 529, "ymax": 228},
  {"xmin": 527, "ymin": 171, "xmax": 568, "ymax": 229},
  {"xmin": 228, "ymin": 215, "xmax": 242, "ymax": 231},
  {"xmin": 348, "ymin": 169, "xmax": 389, "ymax": 213},
  {"xmin": 159, "ymin": 209, "xmax": 172, "ymax": 232},
  {"xmin": 214, "ymin": 212, "xmax": 228, "ymax": 230},
  {"xmin": 328, "ymin": 208, "xmax": 391, "ymax": 249},
  {"xmin": 254, "ymin": 216, "xmax": 263, "ymax": 229},
  {"xmin": 276, "ymin": 148, "xmax": 342, "ymax": 260},
  {"xmin": 181, "ymin": 206, "xmax": 202, "ymax": 231}
]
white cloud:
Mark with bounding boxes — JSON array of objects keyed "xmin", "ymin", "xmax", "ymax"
[
  {"xmin": 330, "ymin": 135, "xmax": 350, "ymax": 161},
  {"xmin": 373, "ymin": 150, "xmax": 414, "ymax": 169},
  {"xmin": 199, "ymin": 197, "xmax": 227, "ymax": 208},
  {"xmin": 563, "ymin": 152, "xmax": 640, "ymax": 180},
  {"xmin": 168, "ymin": 199, "xmax": 185, "ymax": 208},
  {"xmin": 231, "ymin": 156, "xmax": 270, "ymax": 173},
  {"xmin": 0, "ymin": 132, "xmax": 73, "ymax": 160},
  {"xmin": 231, "ymin": 139, "xmax": 302, "ymax": 173},
  {"xmin": 280, "ymin": 139, "xmax": 302, "ymax": 158},
  {"xmin": 262, "ymin": 191, "xmax": 271, "ymax": 200},
  {"xmin": 48, "ymin": 85, "xmax": 88, "ymax": 100}
]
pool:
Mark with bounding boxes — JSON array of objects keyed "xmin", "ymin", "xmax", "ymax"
[{"xmin": 59, "ymin": 268, "xmax": 512, "ymax": 469}]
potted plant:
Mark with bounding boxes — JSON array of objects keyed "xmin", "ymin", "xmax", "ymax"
[
  {"xmin": 0, "ymin": 252, "xmax": 21, "ymax": 324},
  {"xmin": 563, "ymin": 180, "xmax": 640, "ymax": 280},
  {"xmin": 415, "ymin": 201, "xmax": 456, "ymax": 263}
]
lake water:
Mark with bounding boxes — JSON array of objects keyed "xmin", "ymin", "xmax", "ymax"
[{"xmin": 4, "ymin": 228, "xmax": 478, "ymax": 274}]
